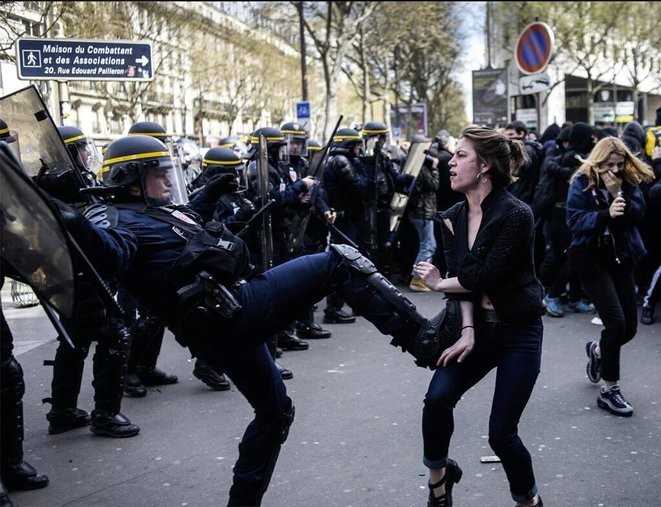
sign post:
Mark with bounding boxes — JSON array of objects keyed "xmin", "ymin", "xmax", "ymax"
[
  {"xmin": 514, "ymin": 22, "xmax": 555, "ymax": 131},
  {"xmin": 16, "ymin": 38, "xmax": 154, "ymax": 81},
  {"xmin": 296, "ymin": 100, "xmax": 311, "ymax": 131}
]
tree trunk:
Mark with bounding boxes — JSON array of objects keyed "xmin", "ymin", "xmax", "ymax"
[{"xmin": 586, "ymin": 76, "xmax": 594, "ymax": 125}]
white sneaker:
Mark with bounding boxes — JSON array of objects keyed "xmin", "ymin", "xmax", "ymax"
[{"xmin": 591, "ymin": 316, "xmax": 603, "ymax": 326}]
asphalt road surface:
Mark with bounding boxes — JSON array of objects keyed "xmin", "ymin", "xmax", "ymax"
[{"xmin": 5, "ymin": 288, "xmax": 661, "ymax": 507}]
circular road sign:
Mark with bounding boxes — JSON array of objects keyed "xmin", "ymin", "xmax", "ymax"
[{"xmin": 514, "ymin": 22, "xmax": 555, "ymax": 75}]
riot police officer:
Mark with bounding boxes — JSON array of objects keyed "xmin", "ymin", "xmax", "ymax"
[
  {"xmin": 56, "ymin": 133, "xmax": 449, "ymax": 506},
  {"xmin": 121, "ymin": 121, "xmax": 179, "ymax": 397},
  {"xmin": 321, "ymin": 127, "xmax": 367, "ymax": 324},
  {"xmin": 0, "ymin": 127, "xmax": 49, "ymax": 506},
  {"xmin": 188, "ymin": 147, "xmax": 257, "ymax": 391},
  {"xmin": 246, "ymin": 127, "xmax": 312, "ymax": 374},
  {"xmin": 280, "ymin": 123, "xmax": 332, "ymax": 340},
  {"xmin": 1, "ymin": 272, "xmax": 49, "ymax": 506},
  {"xmin": 361, "ymin": 121, "xmax": 414, "ymax": 274},
  {"xmin": 40, "ymin": 125, "xmax": 139, "ymax": 438}
]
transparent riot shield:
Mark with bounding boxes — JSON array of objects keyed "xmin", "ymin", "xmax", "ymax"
[
  {"xmin": 388, "ymin": 138, "xmax": 432, "ymax": 234},
  {"xmin": 0, "ymin": 142, "xmax": 74, "ymax": 319},
  {"xmin": 0, "ymin": 86, "xmax": 83, "ymax": 187}
]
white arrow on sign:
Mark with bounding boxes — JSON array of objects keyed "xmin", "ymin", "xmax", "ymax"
[
  {"xmin": 519, "ymin": 72, "xmax": 551, "ymax": 95},
  {"xmin": 136, "ymin": 55, "xmax": 149, "ymax": 66}
]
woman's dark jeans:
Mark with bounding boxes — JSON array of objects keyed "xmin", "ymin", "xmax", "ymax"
[
  {"xmin": 570, "ymin": 248, "xmax": 637, "ymax": 381},
  {"xmin": 422, "ymin": 317, "xmax": 543, "ymax": 503}
]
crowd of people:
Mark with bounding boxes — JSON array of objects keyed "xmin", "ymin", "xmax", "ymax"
[{"xmin": 1, "ymin": 96, "xmax": 660, "ymax": 506}]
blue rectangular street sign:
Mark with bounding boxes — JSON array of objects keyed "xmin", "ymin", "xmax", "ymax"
[
  {"xmin": 296, "ymin": 100, "xmax": 310, "ymax": 120},
  {"xmin": 16, "ymin": 38, "xmax": 153, "ymax": 81}
]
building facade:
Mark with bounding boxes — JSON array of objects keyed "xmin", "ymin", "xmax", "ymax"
[{"xmin": 0, "ymin": 2, "xmax": 301, "ymax": 145}]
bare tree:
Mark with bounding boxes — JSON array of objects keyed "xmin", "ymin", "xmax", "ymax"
[{"xmin": 297, "ymin": 1, "xmax": 378, "ymax": 141}]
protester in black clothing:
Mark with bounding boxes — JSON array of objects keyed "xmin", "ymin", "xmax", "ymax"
[
  {"xmin": 640, "ymin": 147, "xmax": 661, "ymax": 324},
  {"xmin": 414, "ymin": 126, "xmax": 545, "ymax": 507},
  {"xmin": 539, "ymin": 123, "xmax": 595, "ymax": 317},
  {"xmin": 567, "ymin": 137, "xmax": 654, "ymax": 417},
  {"xmin": 431, "ymin": 132, "xmax": 462, "ymax": 275},
  {"xmin": 504, "ymin": 121, "xmax": 544, "ymax": 206}
]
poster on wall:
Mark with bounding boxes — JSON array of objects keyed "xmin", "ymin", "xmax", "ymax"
[{"xmin": 472, "ymin": 68, "xmax": 508, "ymax": 127}]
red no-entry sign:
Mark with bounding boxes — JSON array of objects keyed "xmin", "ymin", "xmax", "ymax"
[{"xmin": 514, "ymin": 22, "xmax": 555, "ymax": 75}]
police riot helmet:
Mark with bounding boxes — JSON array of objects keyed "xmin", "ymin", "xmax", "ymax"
[
  {"xmin": 128, "ymin": 121, "xmax": 171, "ymax": 142},
  {"xmin": 218, "ymin": 135, "xmax": 240, "ymax": 150},
  {"xmin": 306, "ymin": 139, "xmax": 322, "ymax": 153},
  {"xmin": 58, "ymin": 125, "xmax": 103, "ymax": 176},
  {"xmin": 249, "ymin": 126, "xmax": 286, "ymax": 162},
  {"xmin": 0, "ymin": 117, "xmax": 21, "ymax": 162},
  {"xmin": 281, "ymin": 121, "xmax": 308, "ymax": 158},
  {"xmin": 362, "ymin": 121, "xmax": 389, "ymax": 157},
  {"xmin": 202, "ymin": 147, "xmax": 243, "ymax": 178},
  {"xmin": 101, "ymin": 135, "xmax": 188, "ymax": 206},
  {"xmin": 332, "ymin": 127, "xmax": 363, "ymax": 152}
]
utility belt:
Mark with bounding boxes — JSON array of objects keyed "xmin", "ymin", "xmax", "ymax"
[{"xmin": 173, "ymin": 271, "xmax": 243, "ymax": 340}]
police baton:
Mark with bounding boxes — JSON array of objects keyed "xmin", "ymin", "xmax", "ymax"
[{"xmin": 237, "ymin": 199, "xmax": 276, "ymax": 238}]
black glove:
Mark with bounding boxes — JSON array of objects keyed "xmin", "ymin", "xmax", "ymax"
[
  {"xmin": 205, "ymin": 174, "xmax": 238, "ymax": 199},
  {"xmin": 51, "ymin": 197, "xmax": 87, "ymax": 233}
]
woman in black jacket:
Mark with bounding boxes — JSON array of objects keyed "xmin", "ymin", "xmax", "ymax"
[
  {"xmin": 414, "ymin": 126, "xmax": 545, "ymax": 507},
  {"xmin": 567, "ymin": 137, "xmax": 654, "ymax": 417}
]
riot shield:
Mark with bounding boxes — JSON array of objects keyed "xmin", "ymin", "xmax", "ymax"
[
  {"xmin": 388, "ymin": 138, "xmax": 432, "ymax": 234},
  {"xmin": 257, "ymin": 134, "xmax": 274, "ymax": 270},
  {"xmin": 0, "ymin": 86, "xmax": 85, "ymax": 190},
  {"xmin": 0, "ymin": 142, "xmax": 75, "ymax": 319}
]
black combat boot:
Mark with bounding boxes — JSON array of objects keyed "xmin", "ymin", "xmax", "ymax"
[
  {"xmin": 323, "ymin": 293, "xmax": 356, "ymax": 323},
  {"xmin": 193, "ymin": 359, "xmax": 231, "ymax": 391},
  {"xmin": 46, "ymin": 407, "xmax": 90, "ymax": 434},
  {"xmin": 137, "ymin": 366, "xmax": 178, "ymax": 386},
  {"xmin": 46, "ymin": 340, "xmax": 88, "ymax": 433},
  {"xmin": 276, "ymin": 330, "xmax": 309, "ymax": 351},
  {"xmin": 124, "ymin": 372, "xmax": 148, "ymax": 398},
  {"xmin": 295, "ymin": 321, "xmax": 332, "ymax": 339},
  {"xmin": 90, "ymin": 410, "xmax": 140, "ymax": 438},
  {"xmin": 1, "ymin": 394, "xmax": 49, "ymax": 491}
]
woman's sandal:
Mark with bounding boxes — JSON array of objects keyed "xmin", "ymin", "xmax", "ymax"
[{"xmin": 427, "ymin": 459, "xmax": 463, "ymax": 507}]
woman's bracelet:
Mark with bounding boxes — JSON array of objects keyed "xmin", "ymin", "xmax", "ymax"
[{"xmin": 461, "ymin": 326, "xmax": 474, "ymax": 330}]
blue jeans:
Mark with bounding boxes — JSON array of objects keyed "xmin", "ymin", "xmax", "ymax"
[
  {"xmin": 422, "ymin": 316, "xmax": 543, "ymax": 503},
  {"xmin": 410, "ymin": 218, "xmax": 437, "ymax": 263}
]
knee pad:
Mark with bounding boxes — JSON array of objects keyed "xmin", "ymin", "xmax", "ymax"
[
  {"xmin": 0, "ymin": 357, "xmax": 25, "ymax": 401},
  {"xmin": 330, "ymin": 243, "xmax": 421, "ymax": 324},
  {"xmin": 330, "ymin": 243, "xmax": 378, "ymax": 276},
  {"xmin": 98, "ymin": 323, "xmax": 131, "ymax": 360}
]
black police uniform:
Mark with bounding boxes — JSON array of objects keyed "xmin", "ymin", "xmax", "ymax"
[
  {"xmin": 120, "ymin": 121, "xmax": 179, "ymax": 396},
  {"xmin": 0, "ymin": 269, "xmax": 49, "ymax": 498},
  {"xmin": 36, "ymin": 126, "xmax": 139, "ymax": 438},
  {"xmin": 245, "ymin": 128, "xmax": 310, "ymax": 355},
  {"xmin": 59, "ymin": 134, "xmax": 447, "ymax": 507},
  {"xmin": 360, "ymin": 122, "xmax": 415, "ymax": 275},
  {"xmin": 278, "ymin": 124, "xmax": 332, "ymax": 340},
  {"xmin": 321, "ymin": 128, "xmax": 369, "ymax": 323}
]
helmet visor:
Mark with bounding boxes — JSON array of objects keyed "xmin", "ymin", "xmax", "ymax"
[
  {"xmin": 364, "ymin": 137, "xmax": 379, "ymax": 157},
  {"xmin": 72, "ymin": 138, "xmax": 103, "ymax": 176},
  {"xmin": 140, "ymin": 158, "xmax": 189, "ymax": 206},
  {"xmin": 286, "ymin": 136, "xmax": 308, "ymax": 158}
]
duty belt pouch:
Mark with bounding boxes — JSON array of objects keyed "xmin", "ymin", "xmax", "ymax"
[{"xmin": 175, "ymin": 271, "xmax": 242, "ymax": 331}]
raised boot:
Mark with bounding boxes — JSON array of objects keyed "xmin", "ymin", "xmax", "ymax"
[{"xmin": 193, "ymin": 359, "xmax": 231, "ymax": 391}]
